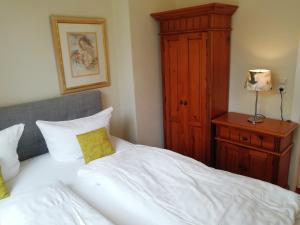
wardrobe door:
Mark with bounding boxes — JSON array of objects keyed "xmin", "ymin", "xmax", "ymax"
[
  {"xmin": 182, "ymin": 32, "xmax": 208, "ymax": 162},
  {"xmin": 163, "ymin": 35, "xmax": 186, "ymax": 155}
]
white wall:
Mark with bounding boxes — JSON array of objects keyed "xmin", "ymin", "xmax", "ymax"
[
  {"xmin": 175, "ymin": 0, "xmax": 300, "ymax": 189},
  {"xmin": 110, "ymin": 0, "xmax": 138, "ymax": 142},
  {"xmin": 0, "ymin": 0, "xmax": 139, "ymax": 141},
  {"xmin": 128, "ymin": 0, "xmax": 176, "ymax": 147}
]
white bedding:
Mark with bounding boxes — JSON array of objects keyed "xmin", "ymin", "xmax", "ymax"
[
  {"xmin": 2, "ymin": 136, "xmax": 300, "ymax": 225},
  {"xmin": 3, "ymin": 137, "xmax": 153, "ymax": 225},
  {"xmin": 78, "ymin": 144, "xmax": 300, "ymax": 225},
  {"xmin": 0, "ymin": 182, "xmax": 114, "ymax": 225}
]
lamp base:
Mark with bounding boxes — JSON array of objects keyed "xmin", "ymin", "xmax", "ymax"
[
  {"xmin": 248, "ymin": 91, "xmax": 266, "ymax": 125},
  {"xmin": 248, "ymin": 115, "xmax": 264, "ymax": 124}
]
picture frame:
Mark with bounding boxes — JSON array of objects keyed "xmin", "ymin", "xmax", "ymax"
[{"xmin": 50, "ymin": 16, "xmax": 110, "ymax": 94}]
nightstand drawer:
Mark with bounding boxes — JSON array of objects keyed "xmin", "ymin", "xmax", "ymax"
[
  {"xmin": 217, "ymin": 126, "xmax": 240, "ymax": 141},
  {"xmin": 217, "ymin": 126, "xmax": 275, "ymax": 152},
  {"xmin": 239, "ymin": 131, "xmax": 250, "ymax": 144},
  {"xmin": 251, "ymin": 133, "xmax": 275, "ymax": 150}
]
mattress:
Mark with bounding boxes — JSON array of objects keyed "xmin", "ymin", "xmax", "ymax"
[{"xmin": 4, "ymin": 137, "xmax": 152, "ymax": 225}]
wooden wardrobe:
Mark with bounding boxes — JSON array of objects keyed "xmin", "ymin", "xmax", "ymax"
[{"xmin": 151, "ymin": 3, "xmax": 238, "ymax": 165}]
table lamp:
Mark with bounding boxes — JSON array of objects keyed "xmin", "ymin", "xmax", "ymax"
[{"xmin": 245, "ymin": 69, "xmax": 272, "ymax": 124}]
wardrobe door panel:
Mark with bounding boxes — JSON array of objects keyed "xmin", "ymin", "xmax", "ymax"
[
  {"xmin": 169, "ymin": 122, "xmax": 185, "ymax": 155},
  {"xmin": 164, "ymin": 36, "xmax": 182, "ymax": 122},
  {"xmin": 188, "ymin": 127, "xmax": 206, "ymax": 161},
  {"xmin": 163, "ymin": 35, "xmax": 185, "ymax": 152},
  {"xmin": 186, "ymin": 32, "xmax": 207, "ymax": 126},
  {"xmin": 184, "ymin": 32, "xmax": 208, "ymax": 162}
]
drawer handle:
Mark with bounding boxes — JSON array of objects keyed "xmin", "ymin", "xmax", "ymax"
[
  {"xmin": 241, "ymin": 136, "xmax": 249, "ymax": 142},
  {"xmin": 258, "ymin": 135, "xmax": 264, "ymax": 140}
]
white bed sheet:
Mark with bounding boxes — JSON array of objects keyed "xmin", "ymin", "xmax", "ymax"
[
  {"xmin": 3, "ymin": 136, "xmax": 300, "ymax": 225},
  {"xmin": 79, "ymin": 144, "xmax": 300, "ymax": 225},
  {"xmin": 4, "ymin": 137, "xmax": 151, "ymax": 225},
  {"xmin": 0, "ymin": 182, "xmax": 114, "ymax": 225}
]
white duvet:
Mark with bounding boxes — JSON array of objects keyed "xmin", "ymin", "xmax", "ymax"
[
  {"xmin": 78, "ymin": 145, "xmax": 300, "ymax": 225},
  {"xmin": 0, "ymin": 182, "xmax": 114, "ymax": 225}
]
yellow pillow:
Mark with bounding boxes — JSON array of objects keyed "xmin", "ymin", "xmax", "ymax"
[
  {"xmin": 77, "ymin": 127, "xmax": 115, "ymax": 164},
  {"xmin": 0, "ymin": 166, "xmax": 9, "ymax": 200}
]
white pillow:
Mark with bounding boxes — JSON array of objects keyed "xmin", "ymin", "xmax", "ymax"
[
  {"xmin": 36, "ymin": 107, "xmax": 113, "ymax": 162},
  {"xmin": 0, "ymin": 124, "xmax": 24, "ymax": 181}
]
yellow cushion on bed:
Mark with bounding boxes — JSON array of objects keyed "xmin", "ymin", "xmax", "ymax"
[
  {"xmin": 77, "ymin": 127, "xmax": 115, "ymax": 164},
  {"xmin": 0, "ymin": 166, "xmax": 9, "ymax": 200}
]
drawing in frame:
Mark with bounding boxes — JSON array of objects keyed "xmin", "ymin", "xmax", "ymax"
[{"xmin": 50, "ymin": 16, "xmax": 110, "ymax": 94}]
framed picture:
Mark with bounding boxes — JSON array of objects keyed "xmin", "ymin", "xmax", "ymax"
[{"xmin": 50, "ymin": 16, "xmax": 110, "ymax": 94}]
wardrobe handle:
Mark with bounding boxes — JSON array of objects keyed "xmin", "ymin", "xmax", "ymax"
[
  {"xmin": 179, "ymin": 100, "xmax": 183, "ymax": 105},
  {"xmin": 183, "ymin": 101, "xmax": 188, "ymax": 106}
]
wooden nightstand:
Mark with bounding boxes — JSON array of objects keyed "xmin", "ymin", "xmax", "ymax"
[{"xmin": 212, "ymin": 112, "xmax": 298, "ymax": 188}]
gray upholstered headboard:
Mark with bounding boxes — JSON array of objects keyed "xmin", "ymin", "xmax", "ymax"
[{"xmin": 0, "ymin": 90, "xmax": 102, "ymax": 161}]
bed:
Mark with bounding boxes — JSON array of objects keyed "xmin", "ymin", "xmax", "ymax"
[
  {"xmin": 1, "ymin": 90, "xmax": 300, "ymax": 225},
  {"xmin": 0, "ymin": 91, "xmax": 163, "ymax": 225}
]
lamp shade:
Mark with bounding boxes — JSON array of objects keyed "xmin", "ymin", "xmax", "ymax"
[{"xmin": 245, "ymin": 69, "xmax": 272, "ymax": 91}]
